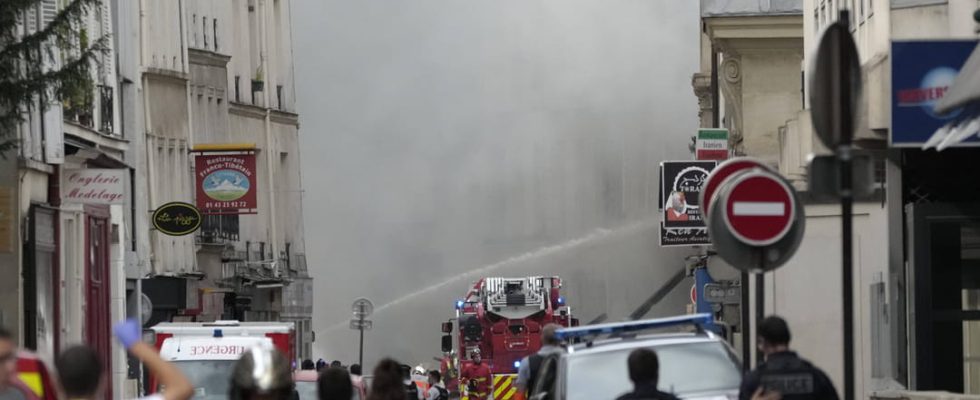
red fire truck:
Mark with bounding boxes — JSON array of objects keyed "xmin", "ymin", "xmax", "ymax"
[{"xmin": 441, "ymin": 276, "xmax": 577, "ymax": 400}]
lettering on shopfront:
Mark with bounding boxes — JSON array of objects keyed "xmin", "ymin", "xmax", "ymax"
[
  {"xmin": 188, "ymin": 345, "xmax": 247, "ymax": 356},
  {"xmin": 63, "ymin": 169, "xmax": 126, "ymax": 204}
]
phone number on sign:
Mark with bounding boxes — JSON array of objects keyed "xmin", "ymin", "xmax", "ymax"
[{"xmin": 205, "ymin": 201, "xmax": 249, "ymax": 209}]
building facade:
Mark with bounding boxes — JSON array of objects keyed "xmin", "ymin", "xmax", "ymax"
[
  {"xmin": 695, "ymin": 0, "xmax": 980, "ymax": 396},
  {"xmin": 1, "ymin": 1, "xmax": 311, "ymax": 398}
]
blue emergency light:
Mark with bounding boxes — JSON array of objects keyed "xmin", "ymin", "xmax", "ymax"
[
  {"xmin": 557, "ymin": 296, "xmax": 565, "ymax": 306},
  {"xmin": 513, "ymin": 360, "xmax": 521, "ymax": 369},
  {"xmin": 213, "ymin": 329, "xmax": 223, "ymax": 338},
  {"xmin": 554, "ymin": 313, "xmax": 712, "ymax": 340},
  {"xmin": 455, "ymin": 300, "xmax": 465, "ymax": 310}
]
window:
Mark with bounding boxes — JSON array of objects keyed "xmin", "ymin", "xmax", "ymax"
[
  {"xmin": 213, "ymin": 19, "xmax": 219, "ymax": 51},
  {"xmin": 234, "ymin": 76, "xmax": 240, "ymax": 102},
  {"xmin": 203, "ymin": 16, "xmax": 208, "ymax": 48},
  {"xmin": 277, "ymin": 85, "xmax": 284, "ymax": 110},
  {"xmin": 192, "ymin": 14, "xmax": 197, "ymax": 46}
]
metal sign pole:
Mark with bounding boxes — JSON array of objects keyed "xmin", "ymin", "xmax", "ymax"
[
  {"xmin": 358, "ymin": 324, "xmax": 365, "ymax": 370},
  {"xmin": 834, "ymin": 11, "xmax": 856, "ymax": 400}
]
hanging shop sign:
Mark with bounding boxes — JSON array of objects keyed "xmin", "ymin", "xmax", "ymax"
[
  {"xmin": 152, "ymin": 202, "xmax": 202, "ymax": 236},
  {"xmin": 659, "ymin": 161, "xmax": 716, "ymax": 247},
  {"xmin": 63, "ymin": 169, "xmax": 126, "ymax": 204},
  {"xmin": 195, "ymin": 153, "xmax": 258, "ymax": 214},
  {"xmin": 891, "ymin": 40, "xmax": 978, "ymax": 147},
  {"xmin": 695, "ymin": 129, "xmax": 729, "ymax": 161}
]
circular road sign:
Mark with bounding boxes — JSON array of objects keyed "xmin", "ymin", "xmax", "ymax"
[
  {"xmin": 810, "ymin": 21, "xmax": 861, "ymax": 149},
  {"xmin": 352, "ymin": 298, "xmax": 374, "ymax": 318},
  {"xmin": 707, "ymin": 169, "xmax": 806, "ymax": 272},
  {"xmin": 700, "ymin": 158, "xmax": 769, "ymax": 223},
  {"xmin": 721, "ymin": 170, "xmax": 797, "ymax": 247}
]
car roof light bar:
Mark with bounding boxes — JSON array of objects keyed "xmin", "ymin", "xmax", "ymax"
[{"xmin": 554, "ymin": 313, "xmax": 712, "ymax": 340}]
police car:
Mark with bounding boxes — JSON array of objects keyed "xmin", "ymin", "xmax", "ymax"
[{"xmin": 529, "ymin": 314, "xmax": 742, "ymax": 400}]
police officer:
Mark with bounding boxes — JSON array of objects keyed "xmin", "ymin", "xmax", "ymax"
[
  {"xmin": 229, "ymin": 344, "xmax": 295, "ymax": 400},
  {"xmin": 739, "ymin": 316, "xmax": 839, "ymax": 400}
]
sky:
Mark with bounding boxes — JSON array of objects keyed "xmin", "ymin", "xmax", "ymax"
[{"xmin": 293, "ymin": 0, "xmax": 702, "ymax": 368}]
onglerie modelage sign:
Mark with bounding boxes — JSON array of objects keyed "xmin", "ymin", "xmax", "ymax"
[
  {"xmin": 195, "ymin": 153, "xmax": 257, "ymax": 214},
  {"xmin": 63, "ymin": 169, "xmax": 126, "ymax": 204}
]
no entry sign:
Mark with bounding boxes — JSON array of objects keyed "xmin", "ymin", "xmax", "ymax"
[
  {"xmin": 700, "ymin": 158, "xmax": 768, "ymax": 223},
  {"xmin": 722, "ymin": 170, "xmax": 796, "ymax": 246}
]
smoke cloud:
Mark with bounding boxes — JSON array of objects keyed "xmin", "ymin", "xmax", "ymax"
[{"xmin": 294, "ymin": 0, "xmax": 702, "ymax": 368}]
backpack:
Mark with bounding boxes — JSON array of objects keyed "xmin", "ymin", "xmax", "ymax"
[
  {"xmin": 526, "ymin": 354, "xmax": 544, "ymax": 393},
  {"xmin": 435, "ymin": 386, "xmax": 450, "ymax": 400},
  {"xmin": 527, "ymin": 354, "xmax": 558, "ymax": 400},
  {"xmin": 405, "ymin": 382, "xmax": 419, "ymax": 400}
]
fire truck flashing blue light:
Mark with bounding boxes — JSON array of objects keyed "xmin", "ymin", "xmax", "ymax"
[
  {"xmin": 554, "ymin": 313, "xmax": 712, "ymax": 340},
  {"xmin": 513, "ymin": 360, "xmax": 521, "ymax": 369},
  {"xmin": 455, "ymin": 300, "xmax": 465, "ymax": 310},
  {"xmin": 557, "ymin": 296, "xmax": 565, "ymax": 306}
]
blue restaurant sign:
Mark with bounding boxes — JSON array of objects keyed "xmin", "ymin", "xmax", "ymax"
[{"xmin": 891, "ymin": 40, "xmax": 978, "ymax": 147}]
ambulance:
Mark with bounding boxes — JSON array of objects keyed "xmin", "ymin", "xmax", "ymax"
[{"xmin": 150, "ymin": 320, "xmax": 295, "ymax": 400}]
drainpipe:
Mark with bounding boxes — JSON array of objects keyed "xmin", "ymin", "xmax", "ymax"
[
  {"xmin": 48, "ymin": 166, "xmax": 61, "ymax": 354},
  {"xmin": 258, "ymin": 0, "xmax": 280, "ymax": 277}
]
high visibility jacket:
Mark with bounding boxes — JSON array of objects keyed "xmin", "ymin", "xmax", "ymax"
[
  {"xmin": 15, "ymin": 352, "xmax": 56, "ymax": 400},
  {"xmin": 461, "ymin": 362, "xmax": 492, "ymax": 399}
]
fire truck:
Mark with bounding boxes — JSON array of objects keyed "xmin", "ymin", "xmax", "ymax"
[
  {"xmin": 150, "ymin": 320, "xmax": 295, "ymax": 399},
  {"xmin": 440, "ymin": 276, "xmax": 577, "ymax": 400}
]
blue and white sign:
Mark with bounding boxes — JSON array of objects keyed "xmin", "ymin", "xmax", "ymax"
[{"xmin": 891, "ymin": 40, "xmax": 978, "ymax": 147}]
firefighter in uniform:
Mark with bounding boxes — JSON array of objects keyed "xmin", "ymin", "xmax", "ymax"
[
  {"xmin": 739, "ymin": 316, "xmax": 839, "ymax": 400},
  {"xmin": 461, "ymin": 349, "xmax": 491, "ymax": 400}
]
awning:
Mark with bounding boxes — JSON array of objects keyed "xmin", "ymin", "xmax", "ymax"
[
  {"xmin": 64, "ymin": 136, "xmax": 132, "ymax": 169},
  {"xmin": 935, "ymin": 43, "xmax": 980, "ymax": 114},
  {"xmin": 926, "ymin": 42, "xmax": 980, "ymax": 150}
]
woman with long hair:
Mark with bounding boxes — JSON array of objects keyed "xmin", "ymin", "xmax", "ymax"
[{"xmin": 368, "ymin": 358, "xmax": 409, "ymax": 400}]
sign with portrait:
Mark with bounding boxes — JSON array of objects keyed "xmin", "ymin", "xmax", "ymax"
[
  {"xmin": 195, "ymin": 153, "xmax": 258, "ymax": 214},
  {"xmin": 659, "ymin": 161, "xmax": 716, "ymax": 247}
]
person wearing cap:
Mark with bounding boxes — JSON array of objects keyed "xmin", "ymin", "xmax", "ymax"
[
  {"xmin": 459, "ymin": 349, "xmax": 490, "ymax": 400},
  {"xmin": 229, "ymin": 344, "xmax": 295, "ymax": 400}
]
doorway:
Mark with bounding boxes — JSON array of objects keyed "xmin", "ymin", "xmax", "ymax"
[
  {"xmin": 907, "ymin": 203, "xmax": 980, "ymax": 393},
  {"xmin": 85, "ymin": 205, "xmax": 111, "ymax": 400}
]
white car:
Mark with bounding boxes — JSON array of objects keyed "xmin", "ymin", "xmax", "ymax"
[{"xmin": 529, "ymin": 314, "xmax": 743, "ymax": 400}]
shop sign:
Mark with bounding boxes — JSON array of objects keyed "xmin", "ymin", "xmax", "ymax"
[
  {"xmin": 195, "ymin": 153, "xmax": 258, "ymax": 214},
  {"xmin": 63, "ymin": 169, "xmax": 126, "ymax": 204},
  {"xmin": 659, "ymin": 161, "xmax": 716, "ymax": 246},
  {"xmin": 696, "ymin": 129, "xmax": 729, "ymax": 160},
  {"xmin": 891, "ymin": 40, "xmax": 978, "ymax": 147},
  {"xmin": 152, "ymin": 202, "xmax": 202, "ymax": 236}
]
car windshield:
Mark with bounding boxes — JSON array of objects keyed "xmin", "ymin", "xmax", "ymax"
[
  {"xmin": 566, "ymin": 341, "xmax": 742, "ymax": 399},
  {"xmin": 172, "ymin": 360, "xmax": 235, "ymax": 400}
]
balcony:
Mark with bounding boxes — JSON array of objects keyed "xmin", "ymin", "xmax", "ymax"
[{"xmin": 197, "ymin": 214, "xmax": 240, "ymax": 244}]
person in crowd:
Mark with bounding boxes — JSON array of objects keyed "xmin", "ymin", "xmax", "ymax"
[
  {"xmin": 348, "ymin": 364, "xmax": 364, "ymax": 392},
  {"xmin": 54, "ymin": 319, "xmax": 193, "ymax": 400},
  {"xmin": 0, "ymin": 327, "xmax": 39, "ymax": 400},
  {"xmin": 316, "ymin": 367, "xmax": 353, "ymax": 400},
  {"xmin": 330, "ymin": 361, "xmax": 343, "ymax": 370},
  {"xmin": 424, "ymin": 371, "xmax": 448, "ymax": 400},
  {"xmin": 367, "ymin": 358, "xmax": 410, "ymax": 400},
  {"xmin": 459, "ymin": 349, "xmax": 490, "ymax": 400},
  {"xmin": 515, "ymin": 323, "xmax": 564, "ymax": 394},
  {"xmin": 229, "ymin": 344, "xmax": 294, "ymax": 400},
  {"xmin": 615, "ymin": 348, "xmax": 680, "ymax": 400},
  {"xmin": 739, "ymin": 316, "xmax": 838, "ymax": 400},
  {"xmin": 301, "ymin": 359, "xmax": 316, "ymax": 371},
  {"xmin": 399, "ymin": 364, "xmax": 421, "ymax": 400},
  {"xmin": 316, "ymin": 359, "xmax": 328, "ymax": 372}
]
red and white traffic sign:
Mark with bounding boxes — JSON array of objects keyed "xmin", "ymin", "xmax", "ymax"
[
  {"xmin": 721, "ymin": 170, "xmax": 796, "ymax": 246},
  {"xmin": 700, "ymin": 158, "xmax": 769, "ymax": 222}
]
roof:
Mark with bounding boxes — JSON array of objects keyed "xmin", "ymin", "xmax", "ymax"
[
  {"xmin": 701, "ymin": 0, "xmax": 803, "ymax": 17},
  {"xmin": 566, "ymin": 332, "xmax": 719, "ymax": 356}
]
